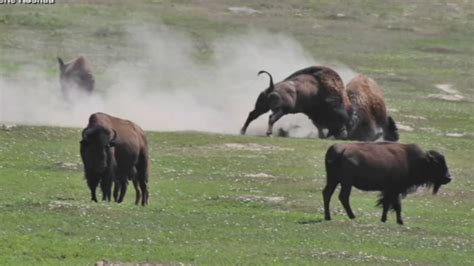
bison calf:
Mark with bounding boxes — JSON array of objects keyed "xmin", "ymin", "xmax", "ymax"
[
  {"xmin": 345, "ymin": 75, "xmax": 399, "ymax": 141},
  {"xmin": 323, "ymin": 142, "xmax": 451, "ymax": 224},
  {"xmin": 80, "ymin": 112, "xmax": 149, "ymax": 205},
  {"xmin": 240, "ymin": 66, "xmax": 351, "ymax": 139}
]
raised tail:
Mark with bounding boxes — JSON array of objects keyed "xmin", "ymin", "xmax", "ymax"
[{"xmin": 383, "ymin": 116, "xmax": 399, "ymax": 141}]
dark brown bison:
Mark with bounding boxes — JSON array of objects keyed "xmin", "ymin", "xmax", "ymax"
[
  {"xmin": 323, "ymin": 142, "xmax": 451, "ymax": 225},
  {"xmin": 240, "ymin": 66, "xmax": 352, "ymax": 139},
  {"xmin": 80, "ymin": 112, "xmax": 149, "ymax": 205},
  {"xmin": 58, "ymin": 55, "xmax": 95, "ymax": 101},
  {"xmin": 345, "ymin": 75, "xmax": 398, "ymax": 141}
]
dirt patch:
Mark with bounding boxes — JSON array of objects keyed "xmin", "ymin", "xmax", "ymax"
[
  {"xmin": 56, "ymin": 161, "xmax": 82, "ymax": 171},
  {"xmin": 236, "ymin": 195, "xmax": 285, "ymax": 204},
  {"xmin": 428, "ymin": 84, "xmax": 464, "ymax": 101},
  {"xmin": 228, "ymin": 6, "xmax": 261, "ymax": 15},
  {"xmin": 446, "ymin": 133, "xmax": 465, "ymax": 138},
  {"xmin": 396, "ymin": 123, "xmax": 414, "ymax": 132},
  {"xmin": 403, "ymin": 115, "xmax": 426, "ymax": 120},
  {"xmin": 222, "ymin": 143, "xmax": 293, "ymax": 152},
  {"xmin": 428, "ymin": 94, "xmax": 464, "ymax": 101},
  {"xmin": 244, "ymin": 173, "xmax": 274, "ymax": 178},
  {"xmin": 214, "ymin": 195, "xmax": 285, "ymax": 204}
]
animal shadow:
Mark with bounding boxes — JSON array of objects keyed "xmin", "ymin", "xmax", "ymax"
[{"xmin": 297, "ymin": 218, "xmax": 323, "ymax": 225}]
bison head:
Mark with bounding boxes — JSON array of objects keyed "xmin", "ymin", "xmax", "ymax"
[
  {"xmin": 425, "ymin": 150, "xmax": 452, "ymax": 194},
  {"xmin": 80, "ymin": 126, "xmax": 117, "ymax": 173},
  {"xmin": 323, "ymin": 96, "xmax": 351, "ymax": 139}
]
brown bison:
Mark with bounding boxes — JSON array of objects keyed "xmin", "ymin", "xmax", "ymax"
[
  {"xmin": 323, "ymin": 142, "xmax": 451, "ymax": 225},
  {"xmin": 345, "ymin": 75, "xmax": 398, "ymax": 141},
  {"xmin": 58, "ymin": 55, "xmax": 95, "ymax": 101},
  {"xmin": 240, "ymin": 66, "xmax": 352, "ymax": 139},
  {"xmin": 80, "ymin": 112, "xmax": 149, "ymax": 205}
]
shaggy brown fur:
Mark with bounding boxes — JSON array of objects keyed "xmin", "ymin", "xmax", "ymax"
[
  {"xmin": 58, "ymin": 55, "xmax": 95, "ymax": 101},
  {"xmin": 240, "ymin": 66, "xmax": 352, "ymax": 139},
  {"xmin": 346, "ymin": 75, "xmax": 398, "ymax": 141},
  {"xmin": 80, "ymin": 112, "xmax": 149, "ymax": 206},
  {"xmin": 323, "ymin": 142, "xmax": 451, "ymax": 225}
]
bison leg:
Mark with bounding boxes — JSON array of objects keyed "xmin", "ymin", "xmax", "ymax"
[
  {"xmin": 392, "ymin": 196, "xmax": 403, "ymax": 225},
  {"xmin": 323, "ymin": 181, "xmax": 339, "ymax": 220},
  {"xmin": 100, "ymin": 178, "xmax": 112, "ymax": 202},
  {"xmin": 379, "ymin": 193, "xmax": 395, "ymax": 223},
  {"xmin": 266, "ymin": 110, "xmax": 285, "ymax": 136},
  {"xmin": 380, "ymin": 198, "xmax": 390, "ymax": 223},
  {"xmin": 339, "ymin": 185, "xmax": 355, "ymax": 219},
  {"xmin": 87, "ymin": 178, "xmax": 100, "ymax": 202},
  {"xmin": 241, "ymin": 109, "xmax": 267, "ymax": 135},
  {"xmin": 132, "ymin": 179, "xmax": 140, "ymax": 205},
  {"xmin": 136, "ymin": 153, "xmax": 149, "ymax": 206},
  {"xmin": 113, "ymin": 181, "xmax": 120, "ymax": 202},
  {"xmin": 117, "ymin": 178, "xmax": 128, "ymax": 203},
  {"xmin": 316, "ymin": 125, "xmax": 328, "ymax": 139}
]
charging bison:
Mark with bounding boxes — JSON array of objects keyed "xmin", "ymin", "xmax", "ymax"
[
  {"xmin": 240, "ymin": 66, "xmax": 352, "ymax": 139},
  {"xmin": 80, "ymin": 112, "xmax": 149, "ymax": 205},
  {"xmin": 58, "ymin": 55, "xmax": 95, "ymax": 101},
  {"xmin": 345, "ymin": 75, "xmax": 398, "ymax": 141},
  {"xmin": 323, "ymin": 142, "xmax": 451, "ymax": 225}
]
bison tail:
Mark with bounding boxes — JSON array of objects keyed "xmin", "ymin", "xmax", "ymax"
[
  {"xmin": 383, "ymin": 116, "xmax": 399, "ymax": 142},
  {"xmin": 324, "ymin": 144, "xmax": 345, "ymax": 183},
  {"xmin": 376, "ymin": 193, "xmax": 394, "ymax": 210}
]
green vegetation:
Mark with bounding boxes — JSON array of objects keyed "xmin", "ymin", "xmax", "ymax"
[
  {"xmin": 0, "ymin": 0, "xmax": 473, "ymax": 264},
  {"xmin": 0, "ymin": 127, "xmax": 472, "ymax": 265}
]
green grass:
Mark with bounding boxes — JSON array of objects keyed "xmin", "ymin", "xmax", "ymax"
[
  {"xmin": 0, "ymin": 127, "xmax": 472, "ymax": 265},
  {"xmin": 0, "ymin": 0, "xmax": 473, "ymax": 264}
]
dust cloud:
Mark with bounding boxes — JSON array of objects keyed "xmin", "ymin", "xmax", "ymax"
[{"xmin": 0, "ymin": 24, "xmax": 357, "ymax": 136}]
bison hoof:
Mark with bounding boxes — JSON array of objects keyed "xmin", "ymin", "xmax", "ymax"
[
  {"xmin": 240, "ymin": 129, "xmax": 246, "ymax": 135},
  {"xmin": 397, "ymin": 220, "xmax": 404, "ymax": 225}
]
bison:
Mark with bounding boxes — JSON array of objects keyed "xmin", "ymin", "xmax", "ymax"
[
  {"xmin": 323, "ymin": 142, "xmax": 451, "ymax": 225},
  {"xmin": 240, "ymin": 66, "xmax": 352, "ymax": 139},
  {"xmin": 345, "ymin": 75, "xmax": 399, "ymax": 141},
  {"xmin": 58, "ymin": 55, "xmax": 95, "ymax": 101},
  {"xmin": 80, "ymin": 112, "xmax": 149, "ymax": 205}
]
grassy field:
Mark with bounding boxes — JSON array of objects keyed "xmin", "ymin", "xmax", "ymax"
[{"xmin": 1, "ymin": 0, "xmax": 473, "ymax": 265}]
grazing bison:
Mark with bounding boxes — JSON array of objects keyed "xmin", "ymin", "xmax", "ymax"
[
  {"xmin": 80, "ymin": 112, "xmax": 149, "ymax": 205},
  {"xmin": 240, "ymin": 66, "xmax": 352, "ymax": 139},
  {"xmin": 58, "ymin": 55, "xmax": 95, "ymax": 101},
  {"xmin": 345, "ymin": 75, "xmax": 398, "ymax": 141},
  {"xmin": 323, "ymin": 142, "xmax": 451, "ymax": 225}
]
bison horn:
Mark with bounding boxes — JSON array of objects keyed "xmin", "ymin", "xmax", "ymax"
[
  {"xmin": 57, "ymin": 57, "xmax": 65, "ymax": 72},
  {"xmin": 110, "ymin": 129, "xmax": 117, "ymax": 142},
  {"xmin": 81, "ymin": 128, "xmax": 89, "ymax": 141},
  {"xmin": 258, "ymin": 70, "xmax": 275, "ymax": 91}
]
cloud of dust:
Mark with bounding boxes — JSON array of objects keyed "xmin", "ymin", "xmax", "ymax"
[{"xmin": 0, "ymin": 23, "xmax": 357, "ymax": 137}]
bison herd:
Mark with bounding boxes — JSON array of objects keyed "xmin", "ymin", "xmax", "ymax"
[{"xmin": 61, "ymin": 56, "xmax": 452, "ymax": 224}]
